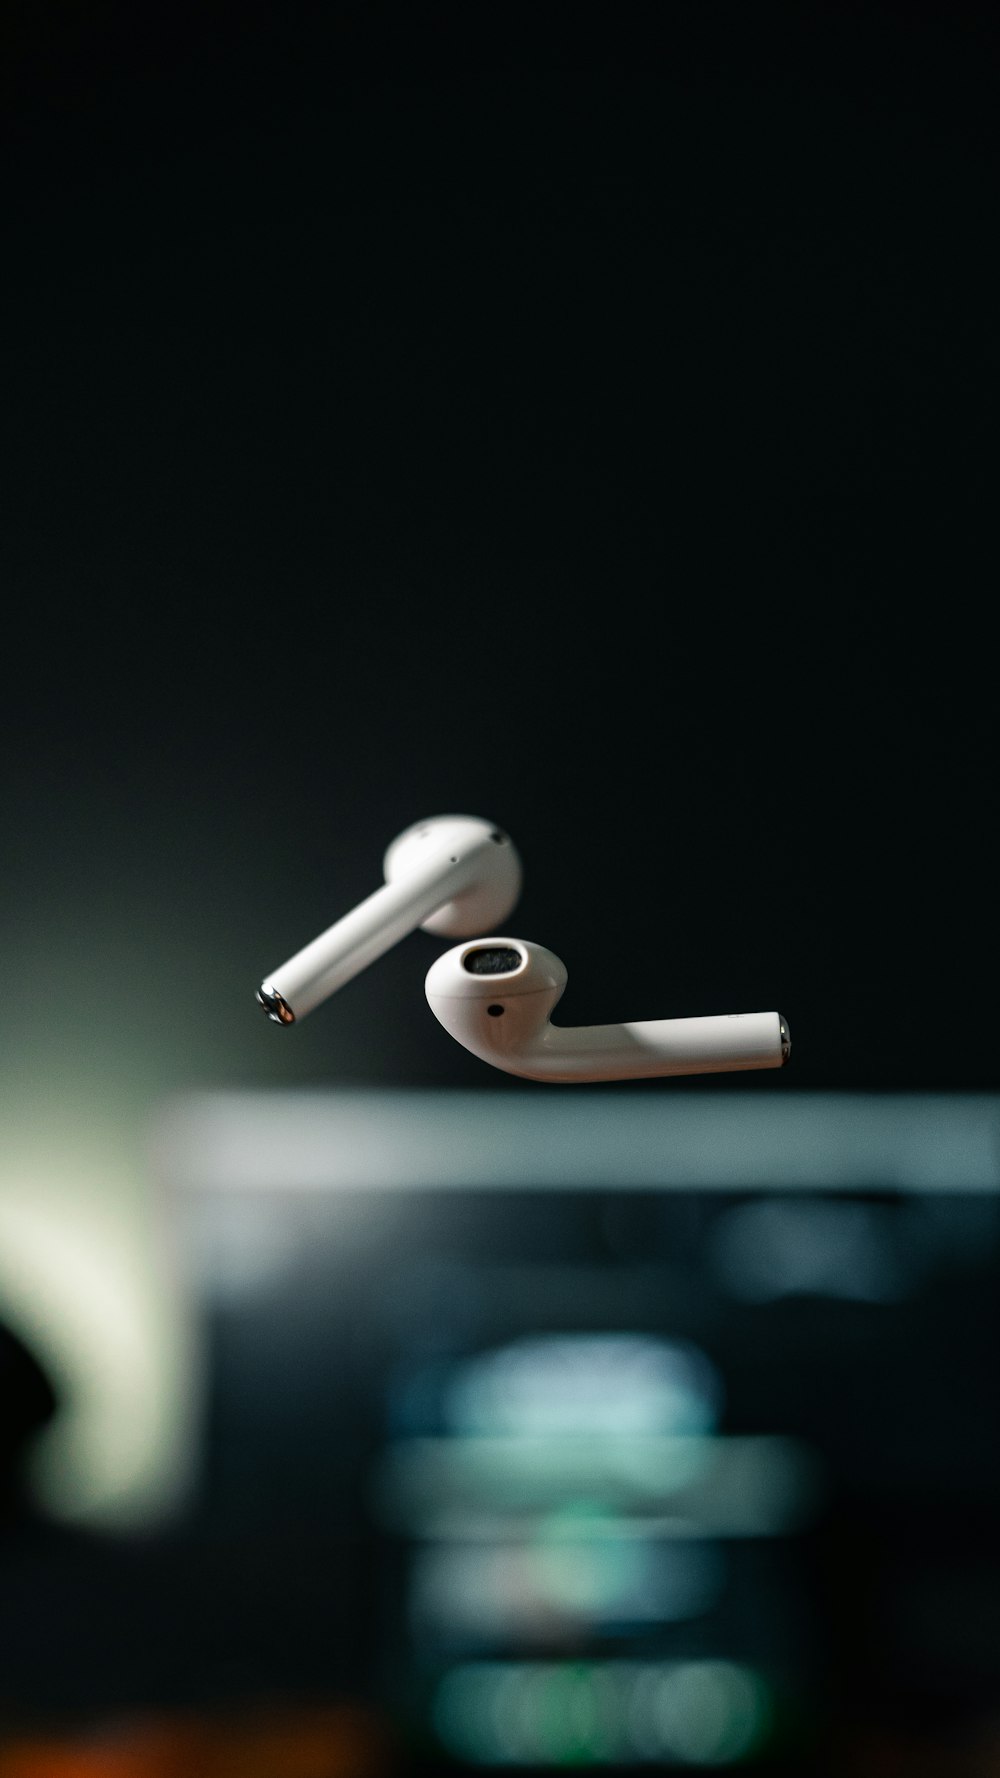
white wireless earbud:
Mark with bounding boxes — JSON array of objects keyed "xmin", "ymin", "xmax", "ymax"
[
  {"xmin": 258, "ymin": 817, "xmax": 522, "ymax": 1025},
  {"xmin": 424, "ymin": 938, "xmax": 790, "ymax": 1082}
]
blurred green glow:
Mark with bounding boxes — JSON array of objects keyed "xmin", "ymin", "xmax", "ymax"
[
  {"xmin": 0, "ymin": 1109, "xmax": 197, "ymax": 1528},
  {"xmin": 443, "ymin": 1334, "xmax": 721, "ymax": 1437},
  {"xmin": 372, "ymin": 1431, "xmax": 821, "ymax": 1535},
  {"xmin": 433, "ymin": 1659, "xmax": 772, "ymax": 1766}
]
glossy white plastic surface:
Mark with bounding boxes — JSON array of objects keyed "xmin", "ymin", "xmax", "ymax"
[
  {"xmin": 260, "ymin": 817, "xmax": 521, "ymax": 1022},
  {"xmin": 425, "ymin": 938, "xmax": 789, "ymax": 1083}
]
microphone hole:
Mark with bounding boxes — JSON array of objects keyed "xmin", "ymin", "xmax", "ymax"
[{"xmin": 487, "ymin": 1004, "xmax": 505, "ymax": 1017}]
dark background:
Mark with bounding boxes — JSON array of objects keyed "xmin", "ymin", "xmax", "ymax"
[
  {"xmin": 1, "ymin": 10, "xmax": 999, "ymax": 1767},
  {"xmin": 2, "ymin": 0, "xmax": 996, "ymax": 1111}
]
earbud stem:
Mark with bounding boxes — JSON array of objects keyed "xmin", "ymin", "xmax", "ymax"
[
  {"xmin": 520, "ymin": 1011, "xmax": 787, "ymax": 1082},
  {"xmin": 259, "ymin": 848, "xmax": 484, "ymax": 1022}
]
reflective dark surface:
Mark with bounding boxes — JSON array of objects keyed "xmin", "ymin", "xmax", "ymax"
[{"xmin": 3, "ymin": 1148, "xmax": 998, "ymax": 1774}]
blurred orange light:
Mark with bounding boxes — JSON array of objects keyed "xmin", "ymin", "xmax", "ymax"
[{"xmin": 0, "ymin": 1703, "xmax": 390, "ymax": 1778}]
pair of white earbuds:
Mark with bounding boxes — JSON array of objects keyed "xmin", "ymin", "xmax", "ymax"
[{"xmin": 257, "ymin": 814, "xmax": 790, "ymax": 1082}]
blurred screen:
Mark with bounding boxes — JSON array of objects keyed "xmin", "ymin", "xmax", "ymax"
[{"xmin": 2, "ymin": 1090, "xmax": 998, "ymax": 1776}]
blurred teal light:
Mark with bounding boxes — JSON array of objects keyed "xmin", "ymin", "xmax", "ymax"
[{"xmin": 433, "ymin": 1658, "xmax": 772, "ymax": 1767}]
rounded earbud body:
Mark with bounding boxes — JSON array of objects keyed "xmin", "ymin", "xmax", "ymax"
[
  {"xmin": 258, "ymin": 817, "xmax": 522, "ymax": 1025},
  {"xmin": 382, "ymin": 817, "xmax": 522, "ymax": 937},
  {"xmin": 425, "ymin": 938, "xmax": 790, "ymax": 1083}
]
